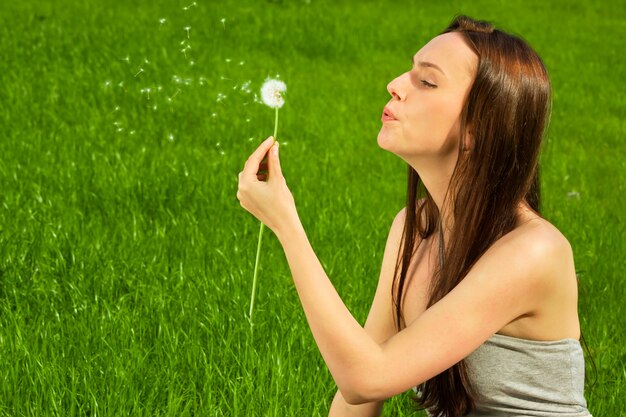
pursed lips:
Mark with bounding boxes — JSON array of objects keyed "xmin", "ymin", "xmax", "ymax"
[{"xmin": 382, "ymin": 106, "xmax": 398, "ymax": 121}]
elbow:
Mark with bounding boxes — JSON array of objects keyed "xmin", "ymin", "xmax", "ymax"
[{"xmin": 340, "ymin": 377, "xmax": 383, "ymax": 405}]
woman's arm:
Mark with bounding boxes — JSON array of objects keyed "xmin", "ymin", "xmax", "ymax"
[
  {"xmin": 328, "ymin": 208, "xmax": 407, "ymax": 417},
  {"xmin": 236, "ymin": 138, "xmax": 562, "ymax": 405}
]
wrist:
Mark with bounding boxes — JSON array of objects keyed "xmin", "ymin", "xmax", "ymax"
[{"xmin": 274, "ymin": 215, "xmax": 306, "ymax": 245}]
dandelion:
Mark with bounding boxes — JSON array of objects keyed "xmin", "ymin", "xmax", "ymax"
[
  {"xmin": 249, "ymin": 77, "xmax": 287, "ymax": 323},
  {"xmin": 260, "ymin": 78, "xmax": 286, "ymax": 110}
]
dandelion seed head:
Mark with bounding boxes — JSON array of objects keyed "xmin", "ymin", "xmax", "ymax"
[{"xmin": 260, "ymin": 78, "xmax": 287, "ymax": 108}]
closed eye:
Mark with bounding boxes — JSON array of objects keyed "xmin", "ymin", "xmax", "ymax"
[{"xmin": 421, "ymin": 80, "xmax": 437, "ymax": 89}]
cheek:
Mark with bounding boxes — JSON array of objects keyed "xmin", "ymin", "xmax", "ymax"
[{"xmin": 404, "ymin": 94, "xmax": 463, "ymax": 143}]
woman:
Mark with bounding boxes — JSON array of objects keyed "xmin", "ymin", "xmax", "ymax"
[{"xmin": 237, "ymin": 15, "xmax": 592, "ymax": 417}]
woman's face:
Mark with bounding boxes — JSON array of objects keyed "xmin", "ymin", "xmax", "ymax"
[{"xmin": 378, "ymin": 32, "xmax": 478, "ymax": 161}]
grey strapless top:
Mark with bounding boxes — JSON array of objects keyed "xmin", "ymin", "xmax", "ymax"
[{"xmin": 418, "ymin": 333, "xmax": 592, "ymax": 416}]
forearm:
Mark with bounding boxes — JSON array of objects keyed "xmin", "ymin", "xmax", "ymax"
[{"xmin": 275, "ymin": 223, "xmax": 382, "ymax": 401}]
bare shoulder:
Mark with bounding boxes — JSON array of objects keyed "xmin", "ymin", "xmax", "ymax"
[
  {"xmin": 486, "ymin": 216, "xmax": 580, "ymax": 339},
  {"xmin": 504, "ymin": 216, "xmax": 573, "ymax": 268}
]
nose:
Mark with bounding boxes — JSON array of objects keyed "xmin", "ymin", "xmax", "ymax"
[{"xmin": 387, "ymin": 75, "xmax": 405, "ymax": 101}]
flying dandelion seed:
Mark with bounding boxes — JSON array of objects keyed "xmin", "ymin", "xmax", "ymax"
[
  {"xmin": 190, "ymin": 60, "xmax": 195, "ymax": 66},
  {"xmin": 130, "ymin": 130, "xmax": 136, "ymax": 135},
  {"xmin": 134, "ymin": 68, "xmax": 144, "ymax": 77},
  {"xmin": 122, "ymin": 55, "xmax": 130, "ymax": 63},
  {"xmin": 248, "ymin": 137, "xmax": 254, "ymax": 142},
  {"xmin": 168, "ymin": 89, "xmax": 181, "ymax": 101},
  {"xmin": 239, "ymin": 61, "xmax": 245, "ymax": 66},
  {"xmin": 159, "ymin": 18, "xmax": 167, "ymax": 25},
  {"xmin": 225, "ymin": 58, "xmax": 231, "ymax": 63},
  {"xmin": 141, "ymin": 87, "xmax": 152, "ymax": 99},
  {"xmin": 211, "ymin": 112, "xmax": 217, "ymax": 117},
  {"xmin": 104, "ymin": 80, "xmax": 112, "ymax": 88},
  {"xmin": 184, "ymin": 26, "xmax": 191, "ymax": 39},
  {"xmin": 216, "ymin": 93, "xmax": 227, "ymax": 102},
  {"xmin": 220, "ymin": 17, "xmax": 226, "ymax": 28},
  {"xmin": 168, "ymin": 133, "xmax": 175, "ymax": 141}
]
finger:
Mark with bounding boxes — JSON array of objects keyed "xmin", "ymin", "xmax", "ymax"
[
  {"xmin": 268, "ymin": 141, "xmax": 282, "ymax": 181},
  {"xmin": 243, "ymin": 136, "xmax": 275, "ymax": 178}
]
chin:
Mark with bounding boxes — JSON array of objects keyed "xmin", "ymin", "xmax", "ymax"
[{"xmin": 377, "ymin": 129, "xmax": 398, "ymax": 153}]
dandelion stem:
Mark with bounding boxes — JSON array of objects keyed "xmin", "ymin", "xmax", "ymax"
[
  {"xmin": 249, "ymin": 221, "xmax": 265, "ymax": 321},
  {"xmin": 249, "ymin": 106, "xmax": 280, "ymax": 324}
]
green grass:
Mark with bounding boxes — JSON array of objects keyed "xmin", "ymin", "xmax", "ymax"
[{"xmin": 0, "ymin": 0, "xmax": 624, "ymax": 415}]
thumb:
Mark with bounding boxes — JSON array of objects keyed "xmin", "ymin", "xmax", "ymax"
[{"xmin": 268, "ymin": 141, "xmax": 283, "ymax": 180}]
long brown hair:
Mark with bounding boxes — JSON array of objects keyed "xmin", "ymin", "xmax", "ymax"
[{"xmin": 391, "ymin": 15, "xmax": 551, "ymax": 416}]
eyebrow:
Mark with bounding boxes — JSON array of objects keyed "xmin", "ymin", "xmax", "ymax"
[{"xmin": 412, "ymin": 56, "xmax": 447, "ymax": 77}]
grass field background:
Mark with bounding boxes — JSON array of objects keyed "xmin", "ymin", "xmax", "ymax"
[{"xmin": 0, "ymin": 0, "xmax": 624, "ymax": 415}]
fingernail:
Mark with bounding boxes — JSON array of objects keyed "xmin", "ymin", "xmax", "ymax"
[{"xmin": 273, "ymin": 142, "xmax": 279, "ymax": 155}]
